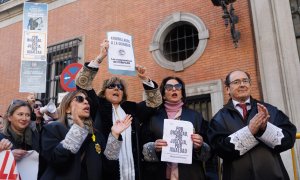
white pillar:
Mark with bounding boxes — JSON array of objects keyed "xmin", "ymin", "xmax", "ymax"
[{"xmin": 250, "ymin": 0, "xmax": 300, "ymax": 179}]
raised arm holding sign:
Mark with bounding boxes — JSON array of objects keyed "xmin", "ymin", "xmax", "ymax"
[{"xmin": 74, "ymin": 37, "xmax": 163, "ymax": 180}]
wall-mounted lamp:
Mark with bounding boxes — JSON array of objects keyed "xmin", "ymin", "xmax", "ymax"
[{"xmin": 211, "ymin": 0, "xmax": 240, "ymax": 48}]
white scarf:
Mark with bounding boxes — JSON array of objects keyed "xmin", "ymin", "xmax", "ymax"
[{"xmin": 113, "ymin": 105, "xmax": 135, "ymax": 180}]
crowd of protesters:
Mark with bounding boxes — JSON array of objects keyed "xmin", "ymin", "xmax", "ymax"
[{"xmin": 0, "ymin": 40, "xmax": 296, "ymax": 180}]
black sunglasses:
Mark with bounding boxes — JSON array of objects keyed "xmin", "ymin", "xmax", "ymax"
[
  {"xmin": 107, "ymin": 83, "xmax": 124, "ymax": 91},
  {"xmin": 74, "ymin": 96, "xmax": 89, "ymax": 103},
  {"xmin": 164, "ymin": 83, "xmax": 182, "ymax": 91},
  {"xmin": 33, "ymin": 104, "xmax": 43, "ymax": 109}
]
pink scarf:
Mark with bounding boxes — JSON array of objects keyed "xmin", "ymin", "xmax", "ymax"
[
  {"xmin": 164, "ymin": 100, "xmax": 184, "ymax": 119},
  {"xmin": 164, "ymin": 100, "xmax": 184, "ymax": 180}
]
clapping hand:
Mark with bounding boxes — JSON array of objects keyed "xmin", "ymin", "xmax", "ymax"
[
  {"xmin": 248, "ymin": 103, "xmax": 270, "ymax": 135},
  {"xmin": 111, "ymin": 114, "xmax": 132, "ymax": 139},
  {"xmin": 257, "ymin": 103, "xmax": 270, "ymax": 131}
]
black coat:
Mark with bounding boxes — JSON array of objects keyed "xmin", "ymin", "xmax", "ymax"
[
  {"xmin": 76, "ymin": 63, "xmax": 161, "ymax": 180},
  {"xmin": 208, "ymin": 98, "xmax": 297, "ymax": 180},
  {"xmin": 141, "ymin": 106, "xmax": 207, "ymax": 180},
  {"xmin": 85, "ymin": 89, "xmax": 157, "ymax": 180},
  {"xmin": 38, "ymin": 122, "xmax": 104, "ymax": 180}
]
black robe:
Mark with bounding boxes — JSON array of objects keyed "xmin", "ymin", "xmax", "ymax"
[
  {"xmin": 38, "ymin": 122, "xmax": 104, "ymax": 180},
  {"xmin": 80, "ymin": 85, "xmax": 159, "ymax": 180},
  {"xmin": 76, "ymin": 63, "xmax": 161, "ymax": 180},
  {"xmin": 208, "ymin": 97, "xmax": 297, "ymax": 180},
  {"xmin": 141, "ymin": 106, "xmax": 208, "ymax": 180}
]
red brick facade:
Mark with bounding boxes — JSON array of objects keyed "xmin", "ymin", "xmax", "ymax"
[{"xmin": 0, "ymin": 0, "xmax": 261, "ymax": 115}]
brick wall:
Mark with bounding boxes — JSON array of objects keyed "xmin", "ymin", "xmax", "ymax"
[{"xmin": 0, "ymin": 0, "xmax": 260, "ymax": 115}]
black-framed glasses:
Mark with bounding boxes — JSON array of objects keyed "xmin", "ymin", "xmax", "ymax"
[
  {"xmin": 164, "ymin": 83, "xmax": 183, "ymax": 91},
  {"xmin": 33, "ymin": 104, "xmax": 43, "ymax": 109},
  {"xmin": 74, "ymin": 96, "xmax": 89, "ymax": 103},
  {"xmin": 229, "ymin": 78, "xmax": 251, "ymax": 86},
  {"xmin": 107, "ymin": 83, "xmax": 124, "ymax": 91}
]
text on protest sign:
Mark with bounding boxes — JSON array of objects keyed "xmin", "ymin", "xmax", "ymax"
[{"xmin": 161, "ymin": 119, "xmax": 193, "ymax": 164}]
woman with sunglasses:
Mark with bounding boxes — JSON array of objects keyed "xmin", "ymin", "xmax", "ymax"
[
  {"xmin": 141, "ymin": 76, "xmax": 211, "ymax": 180},
  {"xmin": 29, "ymin": 99, "xmax": 45, "ymax": 133},
  {"xmin": 0, "ymin": 100, "xmax": 40, "ymax": 161},
  {"xmin": 75, "ymin": 40, "xmax": 162, "ymax": 180},
  {"xmin": 38, "ymin": 89, "xmax": 132, "ymax": 180}
]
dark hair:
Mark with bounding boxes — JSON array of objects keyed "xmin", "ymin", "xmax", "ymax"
[
  {"xmin": 160, "ymin": 76, "xmax": 186, "ymax": 104},
  {"xmin": 1, "ymin": 100, "xmax": 32, "ymax": 135},
  {"xmin": 34, "ymin": 98, "xmax": 43, "ymax": 105},
  {"xmin": 224, "ymin": 70, "xmax": 251, "ymax": 87},
  {"xmin": 98, "ymin": 76, "xmax": 128, "ymax": 103}
]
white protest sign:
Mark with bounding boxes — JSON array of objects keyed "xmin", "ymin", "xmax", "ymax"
[
  {"xmin": 107, "ymin": 31, "xmax": 136, "ymax": 76},
  {"xmin": 0, "ymin": 150, "xmax": 20, "ymax": 180},
  {"xmin": 161, "ymin": 119, "xmax": 193, "ymax": 164},
  {"xmin": 16, "ymin": 150, "xmax": 39, "ymax": 180}
]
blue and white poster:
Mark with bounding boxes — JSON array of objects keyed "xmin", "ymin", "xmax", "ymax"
[
  {"xmin": 21, "ymin": 2, "xmax": 48, "ymax": 61},
  {"xmin": 107, "ymin": 31, "xmax": 136, "ymax": 76},
  {"xmin": 20, "ymin": 2, "xmax": 48, "ymax": 93}
]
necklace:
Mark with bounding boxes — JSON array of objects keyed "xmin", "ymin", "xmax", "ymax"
[
  {"xmin": 92, "ymin": 132, "xmax": 101, "ymax": 154},
  {"xmin": 86, "ymin": 120, "xmax": 101, "ymax": 154}
]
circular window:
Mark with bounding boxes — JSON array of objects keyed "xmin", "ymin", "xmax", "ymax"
[
  {"xmin": 163, "ymin": 22, "xmax": 199, "ymax": 62},
  {"xmin": 150, "ymin": 12, "xmax": 209, "ymax": 71}
]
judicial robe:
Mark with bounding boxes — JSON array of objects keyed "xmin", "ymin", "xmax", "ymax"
[{"xmin": 208, "ymin": 97, "xmax": 296, "ymax": 180}]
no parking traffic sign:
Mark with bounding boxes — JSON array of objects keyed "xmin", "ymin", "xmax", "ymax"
[{"xmin": 60, "ymin": 63, "xmax": 83, "ymax": 92}]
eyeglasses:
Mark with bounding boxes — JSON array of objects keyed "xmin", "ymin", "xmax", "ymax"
[
  {"xmin": 33, "ymin": 104, "xmax": 43, "ymax": 109},
  {"xmin": 164, "ymin": 83, "xmax": 183, "ymax": 91},
  {"xmin": 107, "ymin": 83, "xmax": 124, "ymax": 91},
  {"xmin": 74, "ymin": 96, "xmax": 89, "ymax": 103},
  {"xmin": 229, "ymin": 78, "xmax": 251, "ymax": 86}
]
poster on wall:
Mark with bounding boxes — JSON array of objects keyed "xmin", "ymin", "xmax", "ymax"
[
  {"xmin": 19, "ymin": 61, "xmax": 47, "ymax": 93},
  {"xmin": 19, "ymin": 2, "xmax": 48, "ymax": 93},
  {"xmin": 161, "ymin": 119, "xmax": 193, "ymax": 164},
  {"xmin": 106, "ymin": 31, "xmax": 136, "ymax": 76},
  {"xmin": 21, "ymin": 2, "xmax": 48, "ymax": 61}
]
